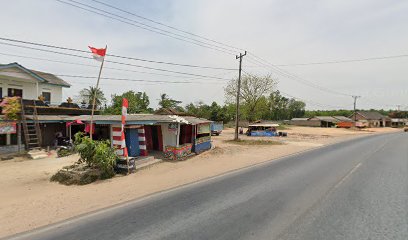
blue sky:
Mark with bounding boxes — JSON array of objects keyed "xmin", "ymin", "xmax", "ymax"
[{"xmin": 1, "ymin": 0, "xmax": 407, "ymax": 110}]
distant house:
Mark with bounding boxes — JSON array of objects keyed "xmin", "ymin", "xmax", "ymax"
[
  {"xmin": 390, "ymin": 118, "xmax": 408, "ymax": 128},
  {"xmin": 290, "ymin": 116, "xmax": 354, "ymax": 128},
  {"xmin": 0, "ymin": 62, "xmax": 70, "ymax": 104},
  {"xmin": 309, "ymin": 116, "xmax": 339, "ymax": 128},
  {"xmin": 289, "ymin": 118, "xmax": 321, "ymax": 127},
  {"xmin": 332, "ymin": 116, "xmax": 354, "ymax": 128},
  {"xmin": 349, "ymin": 111, "xmax": 391, "ymax": 127}
]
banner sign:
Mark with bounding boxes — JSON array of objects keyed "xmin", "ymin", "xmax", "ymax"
[
  {"xmin": 0, "ymin": 122, "xmax": 17, "ymax": 134},
  {"xmin": 197, "ymin": 123, "xmax": 210, "ymax": 134}
]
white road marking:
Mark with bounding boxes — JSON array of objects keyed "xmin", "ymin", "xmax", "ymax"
[{"xmin": 334, "ymin": 162, "xmax": 362, "ymax": 189}]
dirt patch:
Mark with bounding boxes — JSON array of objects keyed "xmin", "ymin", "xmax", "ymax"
[{"xmin": 224, "ymin": 139, "xmax": 284, "ymax": 145}]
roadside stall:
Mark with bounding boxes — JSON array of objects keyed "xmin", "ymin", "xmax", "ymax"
[{"xmin": 246, "ymin": 123, "xmax": 280, "ymax": 137}]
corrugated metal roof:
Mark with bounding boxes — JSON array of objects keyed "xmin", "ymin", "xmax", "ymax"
[
  {"xmin": 291, "ymin": 118, "xmax": 310, "ymax": 121},
  {"xmin": 26, "ymin": 114, "xmax": 211, "ymax": 125},
  {"xmin": 333, "ymin": 116, "xmax": 353, "ymax": 122},
  {"xmin": 356, "ymin": 111, "xmax": 387, "ymax": 120},
  {"xmin": 26, "ymin": 115, "xmax": 79, "ymax": 121},
  {"xmin": 312, "ymin": 116, "xmax": 339, "ymax": 122}
]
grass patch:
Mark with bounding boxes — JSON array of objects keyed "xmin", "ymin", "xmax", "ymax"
[
  {"xmin": 276, "ymin": 125, "xmax": 291, "ymax": 130},
  {"xmin": 225, "ymin": 139, "xmax": 284, "ymax": 145}
]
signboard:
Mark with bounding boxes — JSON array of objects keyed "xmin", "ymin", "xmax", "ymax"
[
  {"xmin": 197, "ymin": 123, "xmax": 210, "ymax": 134},
  {"xmin": 0, "ymin": 122, "xmax": 17, "ymax": 134},
  {"xmin": 168, "ymin": 123, "xmax": 178, "ymax": 133}
]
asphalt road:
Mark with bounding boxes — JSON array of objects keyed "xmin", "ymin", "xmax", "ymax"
[{"xmin": 6, "ymin": 132, "xmax": 408, "ymax": 240}]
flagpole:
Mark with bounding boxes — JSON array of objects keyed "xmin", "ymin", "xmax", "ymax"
[{"xmin": 89, "ymin": 45, "xmax": 107, "ymax": 140}]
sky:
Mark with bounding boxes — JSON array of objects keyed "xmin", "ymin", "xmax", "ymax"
[{"xmin": 0, "ymin": 0, "xmax": 407, "ymax": 110}]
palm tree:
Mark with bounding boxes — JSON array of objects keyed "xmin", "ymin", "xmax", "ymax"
[{"xmin": 79, "ymin": 86, "xmax": 106, "ymax": 109}]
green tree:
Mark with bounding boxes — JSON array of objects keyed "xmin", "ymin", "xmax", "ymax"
[
  {"xmin": 288, "ymin": 99, "xmax": 306, "ymax": 119},
  {"xmin": 104, "ymin": 91, "xmax": 152, "ymax": 114},
  {"xmin": 185, "ymin": 101, "xmax": 233, "ymax": 123},
  {"xmin": 158, "ymin": 93, "xmax": 182, "ymax": 109},
  {"xmin": 79, "ymin": 86, "xmax": 106, "ymax": 108},
  {"xmin": 225, "ymin": 73, "xmax": 277, "ymax": 122}
]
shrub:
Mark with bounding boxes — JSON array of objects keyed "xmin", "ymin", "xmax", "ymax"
[
  {"xmin": 74, "ymin": 132, "xmax": 117, "ymax": 178},
  {"xmin": 0, "ymin": 97, "xmax": 21, "ymax": 120},
  {"xmin": 57, "ymin": 148, "xmax": 74, "ymax": 158}
]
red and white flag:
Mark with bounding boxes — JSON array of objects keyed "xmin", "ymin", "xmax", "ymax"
[{"xmin": 88, "ymin": 46, "xmax": 106, "ymax": 62}]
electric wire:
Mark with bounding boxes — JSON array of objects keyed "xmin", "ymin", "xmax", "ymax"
[
  {"xmin": 0, "ymin": 52, "xmax": 235, "ymax": 81},
  {"xmin": 89, "ymin": 0, "xmax": 245, "ymax": 52},
  {"xmin": 0, "ymin": 41, "xmax": 232, "ymax": 80},
  {"xmin": 0, "ymin": 37, "xmax": 236, "ymax": 70},
  {"xmin": 56, "ymin": 0, "xmax": 236, "ymax": 55}
]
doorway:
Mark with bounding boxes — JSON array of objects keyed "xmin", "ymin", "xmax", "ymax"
[{"xmin": 144, "ymin": 125, "xmax": 163, "ymax": 151}]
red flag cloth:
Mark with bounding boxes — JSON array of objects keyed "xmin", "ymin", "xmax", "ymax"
[
  {"xmin": 85, "ymin": 124, "xmax": 95, "ymax": 134},
  {"xmin": 88, "ymin": 46, "xmax": 106, "ymax": 56},
  {"xmin": 66, "ymin": 119, "xmax": 84, "ymax": 127}
]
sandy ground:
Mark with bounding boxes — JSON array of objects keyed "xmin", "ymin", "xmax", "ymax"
[{"xmin": 0, "ymin": 126, "xmax": 400, "ymax": 238}]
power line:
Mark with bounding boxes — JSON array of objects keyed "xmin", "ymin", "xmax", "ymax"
[
  {"xmin": 0, "ymin": 37, "xmax": 236, "ymax": 70},
  {"xmin": 56, "ymin": 0, "xmax": 236, "ymax": 55},
  {"xmin": 238, "ymin": 69, "xmax": 348, "ymax": 109},
  {"xmin": 273, "ymin": 54, "xmax": 408, "ymax": 67},
  {"xmin": 65, "ymin": 0, "xmax": 238, "ymax": 55},
  {"xmin": 89, "ymin": 0, "xmax": 245, "ymax": 52},
  {"xmin": 0, "ymin": 41, "xmax": 232, "ymax": 80},
  {"xmin": 56, "ymin": 74, "xmax": 226, "ymax": 84},
  {"xmin": 279, "ymin": 90, "xmax": 349, "ymax": 109},
  {"xmin": 0, "ymin": 52, "xmax": 235, "ymax": 80},
  {"xmin": 244, "ymin": 53, "xmax": 353, "ymax": 97}
]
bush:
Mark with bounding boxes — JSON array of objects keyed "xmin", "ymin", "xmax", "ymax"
[
  {"xmin": 57, "ymin": 148, "xmax": 75, "ymax": 158},
  {"xmin": 74, "ymin": 132, "xmax": 117, "ymax": 177},
  {"xmin": 0, "ymin": 97, "xmax": 21, "ymax": 120}
]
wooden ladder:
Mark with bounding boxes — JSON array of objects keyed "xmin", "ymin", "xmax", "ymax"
[{"xmin": 20, "ymin": 99, "xmax": 42, "ymax": 150}]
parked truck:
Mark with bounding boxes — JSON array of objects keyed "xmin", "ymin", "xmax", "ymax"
[{"xmin": 211, "ymin": 122, "xmax": 223, "ymax": 136}]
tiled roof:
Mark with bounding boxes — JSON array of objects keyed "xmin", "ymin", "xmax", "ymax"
[
  {"xmin": 356, "ymin": 111, "xmax": 386, "ymax": 120},
  {"xmin": 0, "ymin": 62, "xmax": 70, "ymax": 87},
  {"xmin": 31, "ymin": 70, "xmax": 70, "ymax": 87}
]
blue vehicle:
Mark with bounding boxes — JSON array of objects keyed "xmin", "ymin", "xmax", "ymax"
[{"xmin": 211, "ymin": 122, "xmax": 223, "ymax": 136}]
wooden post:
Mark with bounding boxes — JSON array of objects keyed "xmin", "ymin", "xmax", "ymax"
[
  {"xmin": 17, "ymin": 122, "xmax": 22, "ymax": 153},
  {"xmin": 89, "ymin": 45, "xmax": 107, "ymax": 140}
]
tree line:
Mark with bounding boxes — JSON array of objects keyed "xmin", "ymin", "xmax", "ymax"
[
  {"xmin": 78, "ymin": 73, "xmax": 403, "ymax": 123},
  {"xmin": 78, "ymin": 73, "xmax": 307, "ymax": 123}
]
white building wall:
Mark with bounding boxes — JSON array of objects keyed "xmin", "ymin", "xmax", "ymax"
[
  {"xmin": 38, "ymin": 83, "xmax": 63, "ymax": 104},
  {"xmin": 0, "ymin": 68, "xmax": 64, "ymax": 103},
  {"xmin": 159, "ymin": 123, "xmax": 177, "ymax": 148},
  {"xmin": 0, "ymin": 78, "xmax": 37, "ymax": 99}
]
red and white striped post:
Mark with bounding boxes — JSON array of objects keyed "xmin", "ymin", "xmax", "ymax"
[{"xmin": 138, "ymin": 127, "xmax": 147, "ymax": 156}]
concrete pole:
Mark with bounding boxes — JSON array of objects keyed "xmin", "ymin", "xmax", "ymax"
[{"xmin": 234, "ymin": 51, "xmax": 247, "ymax": 141}]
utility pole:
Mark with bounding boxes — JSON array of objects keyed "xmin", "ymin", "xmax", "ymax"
[
  {"xmin": 234, "ymin": 51, "xmax": 247, "ymax": 141},
  {"xmin": 352, "ymin": 95, "xmax": 361, "ymax": 123}
]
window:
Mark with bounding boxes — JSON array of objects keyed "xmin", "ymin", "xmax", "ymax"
[
  {"xmin": 42, "ymin": 92, "xmax": 51, "ymax": 103},
  {"xmin": 7, "ymin": 88, "xmax": 23, "ymax": 97}
]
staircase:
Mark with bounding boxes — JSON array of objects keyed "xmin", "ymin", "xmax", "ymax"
[{"xmin": 21, "ymin": 99, "xmax": 47, "ymax": 159}]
